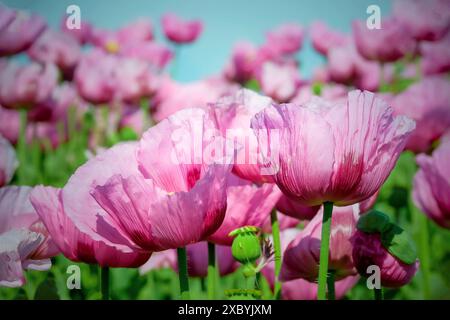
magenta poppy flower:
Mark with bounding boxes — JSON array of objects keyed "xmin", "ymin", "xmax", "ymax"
[
  {"xmin": 185, "ymin": 242, "xmax": 237, "ymax": 277},
  {"xmin": 0, "ymin": 135, "xmax": 17, "ymax": 187},
  {"xmin": 120, "ymin": 42, "xmax": 173, "ymax": 69},
  {"xmin": 265, "ymin": 23, "xmax": 304, "ymax": 56},
  {"xmin": 391, "ymin": 76, "xmax": 450, "ymax": 153},
  {"xmin": 207, "ymin": 174, "xmax": 281, "ymax": 246},
  {"xmin": 0, "ymin": 5, "xmax": 15, "ymax": 31},
  {"xmin": 28, "ymin": 29, "xmax": 81, "ymax": 73},
  {"xmin": 310, "ymin": 21, "xmax": 349, "ymax": 56},
  {"xmin": 0, "ymin": 9, "xmax": 47, "ymax": 56},
  {"xmin": 0, "ymin": 186, "xmax": 59, "ymax": 287},
  {"xmin": 0, "ymin": 61, "xmax": 58, "ymax": 109},
  {"xmin": 251, "ymin": 90, "xmax": 415, "ymax": 206},
  {"xmin": 75, "ymin": 49, "xmax": 156, "ymax": 104},
  {"xmin": 152, "ymin": 76, "xmax": 237, "ymax": 122},
  {"xmin": 393, "ymin": 0, "xmax": 450, "ymax": 41},
  {"xmin": 258, "ymin": 61, "xmax": 301, "ymax": 103},
  {"xmin": 223, "ymin": 41, "xmax": 259, "ymax": 84},
  {"xmin": 0, "ymin": 105, "xmax": 20, "ymax": 144},
  {"xmin": 139, "ymin": 250, "xmax": 177, "ymax": 275},
  {"xmin": 276, "ymin": 194, "xmax": 320, "ymax": 221},
  {"xmin": 60, "ymin": 16, "xmax": 93, "ymax": 45},
  {"xmin": 30, "ymin": 186, "xmax": 150, "ymax": 267},
  {"xmin": 353, "ymin": 18, "xmax": 416, "ymax": 62},
  {"xmin": 90, "ymin": 19, "xmax": 153, "ymax": 53},
  {"xmin": 139, "ymin": 242, "xmax": 237, "ymax": 277},
  {"xmin": 161, "ymin": 13, "xmax": 203, "ymax": 44},
  {"xmin": 420, "ymin": 33, "xmax": 450, "ymax": 76},
  {"xmin": 327, "ymin": 44, "xmax": 381, "ymax": 91},
  {"xmin": 281, "ymin": 276, "xmax": 359, "ymax": 300},
  {"xmin": 209, "ymin": 89, "xmax": 275, "ymax": 184},
  {"xmin": 75, "ymin": 110, "xmax": 230, "ymax": 252},
  {"xmin": 352, "ymin": 231, "xmax": 418, "ymax": 288},
  {"xmin": 280, "ymin": 205, "xmax": 359, "ymax": 282},
  {"xmin": 413, "ymin": 140, "xmax": 450, "ymax": 229}
]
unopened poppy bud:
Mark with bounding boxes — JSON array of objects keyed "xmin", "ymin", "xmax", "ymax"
[
  {"xmin": 229, "ymin": 226, "xmax": 261, "ymax": 265},
  {"xmin": 351, "ymin": 210, "xmax": 419, "ymax": 288}
]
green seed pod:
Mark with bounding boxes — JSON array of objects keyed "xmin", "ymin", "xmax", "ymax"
[
  {"xmin": 229, "ymin": 226, "xmax": 261, "ymax": 264},
  {"xmin": 225, "ymin": 289, "xmax": 262, "ymax": 300}
]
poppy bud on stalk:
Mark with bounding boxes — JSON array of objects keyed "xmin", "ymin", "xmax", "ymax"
[{"xmin": 351, "ymin": 211, "xmax": 419, "ymax": 288}]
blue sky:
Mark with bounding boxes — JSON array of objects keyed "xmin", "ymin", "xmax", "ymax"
[{"xmin": 3, "ymin": 0, "xmax": 392, "ymax": 82}]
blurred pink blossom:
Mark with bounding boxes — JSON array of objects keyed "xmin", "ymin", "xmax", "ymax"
[{"xmin": 161, "ymin": 13, "xmax": 203, "ymax": 44}]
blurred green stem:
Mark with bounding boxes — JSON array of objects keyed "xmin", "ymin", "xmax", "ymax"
[
  {"xmin": 207, "ymin": 242, "xmax": 216, "ymax": 300},
  {"xmin": 327, "ymin": 270, "xmax": 335, "ymax": 300},
  {"xmin": 410, "ymin": 195, "xmax": 431, "ymax": 299},
  {"xmin": 177, "ymin": 247, "xmax": 190, "ymax": 299},
  {"xmin": 417, "ymin": 211, "xmax": 431, "ymax": 299},
  {"xmin": 374, "ymin": 288, "xmax": 383, "ymax": 300},
  {"xmin": 317, "ymin": 201, "xmax": 333, "ymax": 300},
  {"xmin": 101, "ymin": 267, "xmax": 110, "ymax": 300},
  {"xmin": 270, "ymin": 209, "xmax": 282, "ymax": 299}
]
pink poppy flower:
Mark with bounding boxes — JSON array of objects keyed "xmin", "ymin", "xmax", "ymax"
[
  {"xmin": 139, "ymin": 242, "xmax": 237, "ymax": 277},
  {"xmin": 139, "ymin": 250, "xmax": 177, "ymax": 274},
  {"xmin": 0, "ymin": 186, "xmax": 58, "ymax": 287},
  {"xmin": 413, "ymin": 140, "xmax": 450, "ymax": 229},
  {"xmin": 276, "ymin": 194, "xmax": 320, "ymax": 220},
  {"xmin": 393, "ymin": 0, "xmax": 450, "ymax": 41},
  {"xmin": 28, "ymin": 30, "xmax": 81, "ymax": 73},
  {"xmin": 75, "ymin": 49, "xmax": 156, "ymax": 104},
  {"xmin": 281, "ymin": 276, "xmax": 359, "ymax": 300},
  {"xmin": 60, "ymin": 16, "xmax": 93, "ymax": 45},
  {"xmin": 0, "ymin": 105, "xmax": 20, "ymax": 144},
  {"xmin": 223, "ymin": 42, "xmax": 259, "ymax": 84},
  {"xmin": 251, "ymin": 90, "xmax": 415, "ymax": 206},
  {"xmin": 79, "ymin": 110, "xmax": 231, "ymax": 252},
  {"xmin": 90, "ymin": 19, "xmax": 153, "ymax": 53},
  {"xmin": 207, "ymin": 174, "xmax": 281, "ymax": 246},
  {"xmin": 152, "ymin": 76, "xmax": 237, "ymax": 122},
  {"xmin": 262, "ymin": 227, "xmax": 359, "ymax": 299},
  {"xmin": 185, "ymin": 242, "xmax": 237, "ymax": 277},
  {"xmin": 30, "ymin": 185, "xmax": 150, "ymax": 267},
  {"xmin": 327, "ymin": 44, "xmax": 381, "ymax": 91},
  {"xmin": 208, "ymin": 89, "xmax": 275, "ymax": 184},
  {"xmin": 309, "ymin": 21, "xmax": 349, "ymax": 56},
  {"xmin": 264, "ymin": 23, "xmax": 304, "ymax": 56},
  {"xmin": 0, "ymin": 134, "xmax": 17, "ymax": 187},
  {"xmin": 258, "ymin": 61, "xmax": 301, "ymax": 103},
  {"xmin": 353, "ymin": 18, "xmax": 416, "ymax": 62},
  {"xmin": 420, "ymin": 33, "xmax": 450, "ymax": 75},
  {"xmin": 161, "ymin": 13, "xmax": 203, "ymax": 44},
  {"xmin": 120, "ymin": 42, "xmax": 173, "ymax": 69},
  {"xmin": 0, "ymin": 61, "xmax": 58, "ymax": 109},
  {"xmin": 0, "ymin": 9, "xmax": 47, "ymax": 56},
  {"xmin": 0, "ymin": 5, "xmax": 15, "ymax": 31},
  {"xmin": 280, "ymin": 205, "xmax": 359, "ymax": 282},
  {"xmin": 391, "ymin": 76, "xmax": 450, "ymax": 153}
]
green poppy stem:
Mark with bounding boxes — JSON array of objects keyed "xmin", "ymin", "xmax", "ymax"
[
  {"xmin": 101, "ymin": 267, "xmax": 110, "ymax": 300},
  {"xmin": 207, "ymin": 242, "xmax": 216, "ymax": 300},
  {"xmin": 327, "ymin": 270, "xmax": 336, "ymax": 300},
  {"xmin": 177, "ymin": 247, "xmax": 190, "ymax": 299},
  {"xmin": 270, "ymin": 209, "xmax": 282, "ymax": 299},
  {"xmin": 418, "ymin": 212, "xmax": 432, "ymax": 299},
  {"xmin": 374, "ymin": 287, "xmax": 383, "ymax": 300},
  {"xmin": 317, "ymin": 201, "xmax": 334, "ymax": 300}
]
